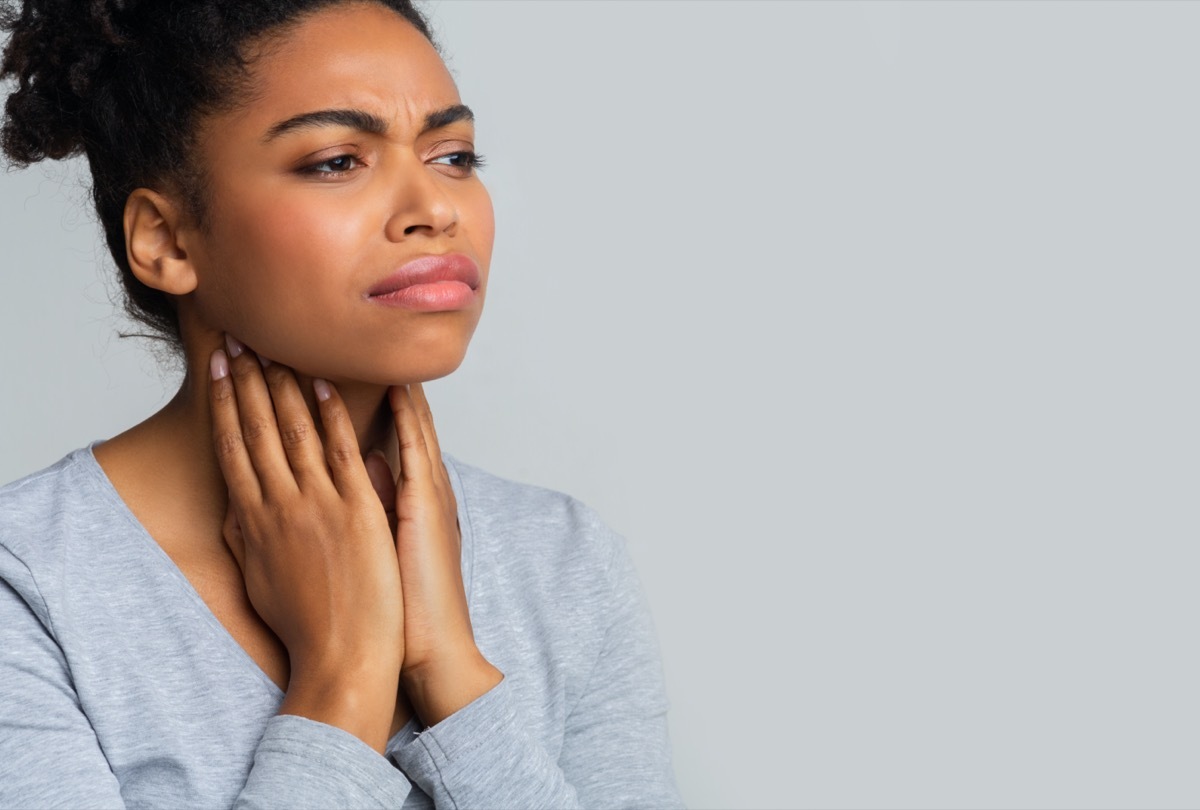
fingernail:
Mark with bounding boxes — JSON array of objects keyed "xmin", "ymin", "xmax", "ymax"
[
  {"xmin": 257, "ymin": 354, "xmax": 272, "ymax": 368},
  {"xmin": 210, "ymin": 350, "xmax": 229, "ymax": 380},
  {"xmin": 313, "ymin": 378, "xmax": 331, "ymax": 401},
  {"xmin": 224, "ymin": 334, "xmax": 245, "ymax": 358}
]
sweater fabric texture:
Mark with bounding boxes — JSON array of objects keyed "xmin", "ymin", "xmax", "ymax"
[{"xmin": 0, "ymin": 445, "xmax": 683, "ymax": 809}]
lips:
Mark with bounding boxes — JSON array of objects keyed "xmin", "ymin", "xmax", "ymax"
[{"xmin": 366, "ymin": 253, "xmax": 481, "ymax": 298}]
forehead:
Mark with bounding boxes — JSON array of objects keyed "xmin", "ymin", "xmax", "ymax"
[{"xmin": 216, "ymin": 3, "xmax": 461, "ymax": 136}]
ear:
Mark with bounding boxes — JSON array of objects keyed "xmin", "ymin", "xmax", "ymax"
[{"xmin": 123, "ymin": 188, "xmax": 199, "ymax": 296}]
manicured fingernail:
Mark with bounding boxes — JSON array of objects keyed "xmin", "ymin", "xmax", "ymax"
[
  {"xmin": 257, "ymin": 354, "xmax": 272, "ymax": 368},
  {"xmin": 210, "ymin": 350, "xmax": 229, "ymax": 380},
  {"xmin": 224, "ymin": 334, "xmax": 245, "ymax": 358},
  {"xmin": 313, "ymin": 378, "xmax": 331, "ymax": 401}
]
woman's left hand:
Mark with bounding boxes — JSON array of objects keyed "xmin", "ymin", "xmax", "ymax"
[{"xmin": 363, "ymin": 383, "xmax": 503, "ymax": 726}]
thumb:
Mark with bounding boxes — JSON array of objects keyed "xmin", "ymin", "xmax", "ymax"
[{"xmin": 364, "ymin": 450, "xmax": 399, "ymax": 528}]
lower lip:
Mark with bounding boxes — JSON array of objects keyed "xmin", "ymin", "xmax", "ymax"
[{"xmin": 368, "ymin": 280, "xmax": 477, "ymax": 311}]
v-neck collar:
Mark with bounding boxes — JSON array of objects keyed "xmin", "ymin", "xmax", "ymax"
[{"xmin": 76, "ymin": 441, "xmax": 475, "ymax": 750}]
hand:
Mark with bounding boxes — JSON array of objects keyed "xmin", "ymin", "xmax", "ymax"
[
  {"xmin": 363, "ymin": 383, "xmax": 503, "ymax": 726},
  {"xmin": 208, "ymin": 337, "xmax": 405, "ymax": 752}
]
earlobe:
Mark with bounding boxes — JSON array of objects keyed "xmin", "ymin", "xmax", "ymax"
[{"xmin": 124, "ymin": 189, "xmax": 199, "ymax": 296}]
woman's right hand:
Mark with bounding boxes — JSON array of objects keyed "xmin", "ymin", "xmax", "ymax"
[{"xmin": 208, "ymin": 336, "xmax": 405, "ymax": 753}]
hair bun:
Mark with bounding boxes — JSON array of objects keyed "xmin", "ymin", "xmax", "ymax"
[{"xmin": 1, "ymin": 0, "xmax": 135, "ymax": 164}]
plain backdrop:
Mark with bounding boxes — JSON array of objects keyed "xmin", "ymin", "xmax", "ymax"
[{"xmin": 2, "ymin": 2, "xmax": 1198, "ymax": 808}]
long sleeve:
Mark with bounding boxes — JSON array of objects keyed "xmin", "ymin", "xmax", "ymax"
[
  {"xmin": 0, "ymin": 551, "xmax": 125, "ymax": 809},
  {"xmin": 235, "ymin": 714, "xmax": 414, "ymax": 809},
  {"xmin": 0, "ymin": 449, "xmax": 682, "ymax": 808},
  {"xmin": 392, "ymin": 535, "xmax": 684, "ymax": 809},
  {"xmin": 0, "ymin": 544, "xmax": 415, "ymax": 809}
]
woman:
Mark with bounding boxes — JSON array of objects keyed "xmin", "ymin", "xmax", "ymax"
[{"xmin": 0, "ymin": 1, "xmax": 682, "ymax": 807}]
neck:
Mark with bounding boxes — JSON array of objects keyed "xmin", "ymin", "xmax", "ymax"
[
  {"xmin": 93, "ymin": 330, "xmax": 398, "ymax": 547},
  {"xmin": 181, "ymin": 330, "xmax": 400, "ymax": 468}
]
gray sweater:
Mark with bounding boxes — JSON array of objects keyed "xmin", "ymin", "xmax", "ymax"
[{"xmin": 0, "ymin": 445, "xmax": 683, "ymax": 809}]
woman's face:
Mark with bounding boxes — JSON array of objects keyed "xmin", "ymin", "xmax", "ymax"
[{"xmin": 185, "ymin": 2, "xmax": 494, "ymax": 386}]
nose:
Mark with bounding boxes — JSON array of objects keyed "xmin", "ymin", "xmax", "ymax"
[{"xmin": 383, "ymin": 159, "xmax": 459, "ymax": 242}]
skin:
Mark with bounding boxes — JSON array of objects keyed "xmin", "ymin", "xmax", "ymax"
[{"xmin": 91, "ymin": 2, "xmax": 500, "ymax": 754}]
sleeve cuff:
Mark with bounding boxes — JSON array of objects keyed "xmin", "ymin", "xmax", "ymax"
[
  {"xmin": 391, "ymin": 677, "xmax": 577, "ymax": 809},
  {"xmin": 389, "ymin": 675, "xmax": 515, "ymax": 767},
  {"xmin": 239, "ymin": 714, "xmax": 413, "ymax": 809}
]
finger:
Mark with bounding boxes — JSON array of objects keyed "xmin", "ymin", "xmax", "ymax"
[
  {"xmin": 224, "ymin": 335, "xmax": 295, "ymax": 496},
  {"xmin": 223, "ymin": 504, "xmax": 246, "ymax": 572},
  {"xmin": 259, "ymin": 362, "xmax": 327, "ymax": 489},
  {"xmin": 408, "ymin": 383, "xmax": 443, "ymax": 468},
  {"xmin": 409, "ymin": 383, "xmax": 455, "ymax": 503},
  {"xmin": 389, "ymin": 385, "xmax": 432, "ymax": 485},
  {"xmin": 313, "ymin": 378, "xmax": 371, "ymax": 495},
  {"xmin": 209, "ymin": 349, "xmax": 262, "ymax": 506}
]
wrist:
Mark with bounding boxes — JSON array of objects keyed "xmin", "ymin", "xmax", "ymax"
[
  {"xmin": 282, "ymin": 654, "xmax": 402, "ymax": 754},
  {"xmin": 402, "ymin": 647, "xmax": 503, "ymax": 727}
]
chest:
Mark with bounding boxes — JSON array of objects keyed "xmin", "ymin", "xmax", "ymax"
[{"xmin": 164, "ymin": 542, "xmax": 291, "ymax": 693}]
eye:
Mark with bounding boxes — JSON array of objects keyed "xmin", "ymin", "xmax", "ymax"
[
  {"xmin": 431, "ymin": 150, "xmax": 487, "ymax": 176},
  {"xmin": 300, "ymin": 154, "xmax": 363, "ymax": 176}
]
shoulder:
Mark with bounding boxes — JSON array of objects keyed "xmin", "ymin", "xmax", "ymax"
[
  {"xmin": 444, "ymin": 455, "xmax": 617, "ymax": 541},
  {"xmin": 0, "ymin": 447, "xmax": 121, "ymax": 601},
  {"xmin": 443, "ymin": 454, "xmax": 629, "ymax": 604},
  {"xmin": 0, "ymin": 447, "xmax": 102, "ymax": 626},
  {"xmin": 445, "ymin": 453, "xmax": 623, "ymax": 564},
  {"xmin": 0, "ymin": 448, "xmax": 103, "ymax": 555}
]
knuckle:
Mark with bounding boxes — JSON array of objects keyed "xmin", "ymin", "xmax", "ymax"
[
  {"xmin": 214, "ymin": 430, "xmax": 244, "ymax": 461},
  {"xmin": 241, "ymin": 416, "xmax": 273, "ymax": 443},
  {"xmin": 211, "ymin": 378, "xmax": 235, "ymax": 402},
  {"xmin": 328, "ymin": 442, "xmax": 356, "ymax": 466},
  {"xmin": 230, "ymin": 358, "xmax": 261, "ymax": 380},
  {"xmin": 279, "ymin": 421, "xmax": 311, "ymax": 448},
  {"xmin": 399, "ymin": 434, "xmax": 427, "ymax": 452},
  {"xmin": 265, "ymin": 499, "xmax": 291, "ymax": 524}
]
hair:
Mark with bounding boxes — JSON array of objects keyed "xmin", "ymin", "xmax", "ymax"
[{"xmin": 0, "ymin": 0, "xmax": 436, "ymax": 350}]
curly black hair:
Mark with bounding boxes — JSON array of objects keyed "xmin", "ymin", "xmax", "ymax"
[{"xmin": 0, "ymin": 0, "xmax": 436, "ymax": 349}]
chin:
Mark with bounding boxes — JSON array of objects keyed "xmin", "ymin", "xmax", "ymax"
[{"xmin": 340, "ymin": 342, "xmax": 472, "ymax": 387}]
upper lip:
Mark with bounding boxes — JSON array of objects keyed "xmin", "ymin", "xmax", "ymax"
[{"xmin": 366, "ymin": 253, "xmax": 481, "ymax": 297}]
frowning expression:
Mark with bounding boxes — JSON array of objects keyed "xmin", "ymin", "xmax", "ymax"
[{"xmin": 186, "ymin": 1, "xmax": 495, "ymax": 385}]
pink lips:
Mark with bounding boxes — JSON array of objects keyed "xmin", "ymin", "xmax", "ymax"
[{"xmin": 366, "ymin": 253, "xmax": 481, "ymax": 311}]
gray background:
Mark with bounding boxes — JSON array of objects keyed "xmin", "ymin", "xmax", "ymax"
[{"xmin": 2, "ymin": 1, "xmax": 1197, "ymax": 807}]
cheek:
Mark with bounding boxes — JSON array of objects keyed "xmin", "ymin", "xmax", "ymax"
[
  {"xmin": 187, "ymin": 172, "xmax": 493, "ymax": 379},
  {"xmin": 229, "ymin": 194, "xmax": 372, "ymax": 284},
  {"xmin": 466, "ymin": 186, "xmax": 496, "ymax": 278},
  {"xmin": 199, "ymin": 189, "xmax": 375, "ymax": 324}
]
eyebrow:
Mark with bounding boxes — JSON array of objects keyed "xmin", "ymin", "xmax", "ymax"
[{"xmin": 262, "ymin": 103, "xmax": 474, "ymax": 142}]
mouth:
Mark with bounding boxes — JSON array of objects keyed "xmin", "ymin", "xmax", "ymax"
[{"xmin": 366, "ymin": 253, "xmax": 481, "ymax": 311}]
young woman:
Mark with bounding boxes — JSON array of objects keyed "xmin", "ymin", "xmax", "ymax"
[{"xmin": 0, "ymin": 1, "xmax": 682, "ymax": 806}]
